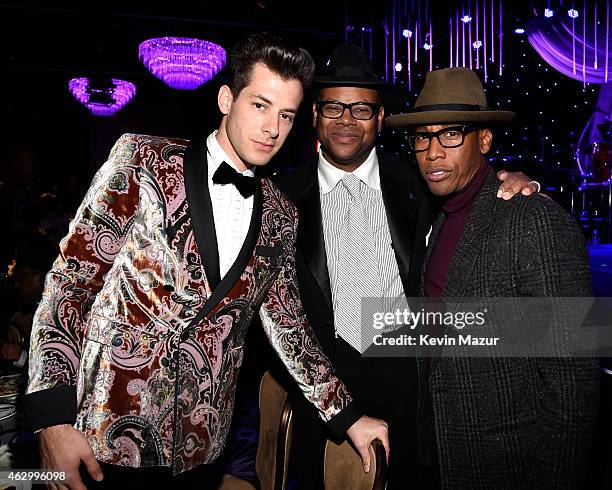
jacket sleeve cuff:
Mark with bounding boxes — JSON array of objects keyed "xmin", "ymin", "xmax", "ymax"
[
  {"xmin": 19, "ymin": 385, "xmax": 77, "ymax": 432},
  {"xmin": 324, "ymin": 400, "xmax": 363, "ymax": 441}
]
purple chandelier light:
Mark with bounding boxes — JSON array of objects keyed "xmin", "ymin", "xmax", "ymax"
[
  {"xmin": 68, "ymin": 78, "xmax": 136, "ymax": 117},
  {"xmin": 138, "ymin": 37, "xmax": 226, "ymax": 90}
]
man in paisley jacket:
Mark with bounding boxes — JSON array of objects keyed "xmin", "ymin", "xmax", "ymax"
[{"xmin": 21, "ymin": 33, "xmax": 389, "ymax": 489}]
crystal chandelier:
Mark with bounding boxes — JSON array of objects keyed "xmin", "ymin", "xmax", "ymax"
[
  {"xmin": 68, "ymin": 77, "xmax": 136, "ymax": 116},
  {"xmin": 138, "ymin": 37, "xmax": 226, "ymax": 90}
]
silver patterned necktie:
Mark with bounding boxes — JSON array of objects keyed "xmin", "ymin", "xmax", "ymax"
[{"xmin": 334, "ymin": 173, "xmax": 383, "ymax": 353}]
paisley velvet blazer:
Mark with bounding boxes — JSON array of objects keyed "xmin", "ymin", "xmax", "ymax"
[{"xmin": 23, "ymin": 134, "xmax": 357, "ymax": 474}]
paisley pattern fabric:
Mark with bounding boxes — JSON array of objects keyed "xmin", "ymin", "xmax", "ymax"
[{"xmin": 27, "ymin": 133, "xmax": 352, "ymax": 474}]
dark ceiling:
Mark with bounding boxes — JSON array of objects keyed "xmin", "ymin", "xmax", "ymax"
[
  {"xmin": 0, "ymin": 0, "xmax": 577, "ymax": 185},
  {"xmin": 2, "ymin": 1, "xmax": 349, "ymax": 78},
  {"xmin": 1, "ymin": 1, "xmax": 373, "ymax": 182},
  {"xmin": 1, "ymin": 0, "xmax": 533, "ymax": 79}
]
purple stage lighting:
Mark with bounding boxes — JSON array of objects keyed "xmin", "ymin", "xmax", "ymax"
[
  {"xmin": 473, "ymin": 40, "xmax": 483, "ymax": 49},
  {"xmin": 544, "ymin": 8, "xmax": 555, "ymax": 18},
  {"xmin": 461, "ymin": 15, "xmax": 473, "ymax": 23},
  {"xmin": 568, "ymin": 9, "xmax": 579, "ymax": 19},
  {"xmin": 138, "ymin": 37, "xmax": 226, "ymax": 90},
  {"xmin": 514, "ymin": 28, "xmax": 526, "ymax": 34},
  {"xmin": 528, "ymin": 12, "xmax": 611, "ymax": 84},
  {"xmin": 402, "ymin": 29, "xmax": 413, "ymax": 38},
  {"xmin": 68, "ymin": 78, "xmax": 136, "ymax": 117}
]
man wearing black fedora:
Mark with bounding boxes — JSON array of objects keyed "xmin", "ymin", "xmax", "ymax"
[
  {"xmin": 272, "ymin": 47, "xmax": 537, "ymax": 489},
  {"xmin": 386, "ymin": 67, "xmax": 599, "ymax": 488}
]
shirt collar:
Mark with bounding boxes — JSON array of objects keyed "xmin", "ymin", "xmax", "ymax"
[
  {"xmin": 317, "ymin": 146, "xmax": 380, "ymax": 194},
  {"xmin": 206, "ymin": 130, "xmax": 255, "ymax": 178}
]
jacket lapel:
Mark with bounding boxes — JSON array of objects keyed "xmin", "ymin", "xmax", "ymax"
[
  {"xmin": 379, "ymin": 158, "xmax": 418, "ymax": 297},
  {"xmin": 296, "ymin": 152, "xmax": 431, "ymax": 310},
  {"xmin": 422, "ymin": 168, "xmax": 499, "ymax": 370},
  {"xmin": 420, "ymin": 212, "xmax": 446, "ymax": 296},
  {"xmin": 443, "ymin": 169, "xmax": 498, "ymax": 297},
  {"xmin": 183, "ymin": 138, "xmax": 221, "ymax": 290},
  {"xmin": 200, "ymin": 180, "xmax": 263, "ymax": 320},
  {"xmin": 378, "ymin": 151, "xmax": 437, "ymax": 297},
  {"xmin": 418, "ymin": 212, "xmax": 447, "ymax": 368},
  {"xmin": 185, "ymin": 177, "xmax": 263, "ymax": 330},
  {"xmin": 183, "ymin": 137, "xmax": 264, "ymax": 327},
  {"xmin": 420, "ymin": 169, "xmax": 499, "ymax": 297},
  {"xmin": 295, "ymin": 167, "xmax": 333, "ymax": 311}
]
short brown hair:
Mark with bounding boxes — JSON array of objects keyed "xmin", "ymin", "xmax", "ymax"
[{"xmin": 229, "ymin": 32, "xmax": 315, "ymax": 97}]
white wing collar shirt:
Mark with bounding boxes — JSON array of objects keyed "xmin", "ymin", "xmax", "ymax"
[{"xmin": 206, "ymin": 131, "xmax": 255, "ymax": 279}]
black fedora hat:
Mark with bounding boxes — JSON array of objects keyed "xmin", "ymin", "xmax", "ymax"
[{"xmin": 314, "ymin": 45, "xmax": 390, "ymax": 89}]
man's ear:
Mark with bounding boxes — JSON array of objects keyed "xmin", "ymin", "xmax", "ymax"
[
  {"xmin": 312, "ymin": 102, "xmax": 319, "ymax": 128},
  {"xmin": 479, "ymin": 129, "xmax": 493, "ymax": 155},
  {"xmin": 218, "ymin": 85, "xmax": 233, "ymax": 115},
  {"xmin": 377, "ymin": 105, "xmax": 385, "ymax": 133}
]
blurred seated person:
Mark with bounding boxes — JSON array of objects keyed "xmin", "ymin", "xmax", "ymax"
[
  {"xmin": 2, "ymin": 233, "xmax": 55, "ymax": 371},
  {"xmin": 36, "ymin": 192, "xmax": 70, "ymax": 247}
]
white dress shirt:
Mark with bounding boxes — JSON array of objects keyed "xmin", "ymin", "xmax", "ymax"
[{"xmin": 206, "ymin": 131, "xmax": 254, "ymax": 279}]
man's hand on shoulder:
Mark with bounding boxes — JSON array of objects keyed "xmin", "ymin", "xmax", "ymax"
[
  {"xmin": 39, "ymin": 424, "xmax": 103, "ymax": 490},
  {"xmin": 346, "ymin": 415, "xmax": 389, "ymax": 473},
  {"xmin": 496, "ymin": 170, "xmax": 541, "ymax": 200}
]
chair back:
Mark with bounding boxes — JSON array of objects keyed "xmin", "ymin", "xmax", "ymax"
[
  {"xmin": 324, "ymin": 438, "xmax": 387, "ymax": 490},
  {"xmin": 256, "ymin": 370, "xmax": 293, "ymax": 490}
]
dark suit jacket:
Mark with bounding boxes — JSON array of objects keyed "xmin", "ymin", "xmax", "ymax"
[
  {"xmin": 418, "ymin": 169, "xmax": 599, "ymax": 489},
  {"xmin": 272, "ymin": 150, "xmax": 435, "ymax": 488},
  {"xmin": 273, "ymin": 150, "xmax": 433, "ymax": 360}
]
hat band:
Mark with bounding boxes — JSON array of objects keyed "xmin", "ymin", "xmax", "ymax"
[{"xmin": 413, "ymin": 103, "xmax": 487, "ymax": 112}]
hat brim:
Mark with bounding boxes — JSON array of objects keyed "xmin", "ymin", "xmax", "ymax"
[
  {"xmin": 385, "ymin": 109, "xmax": 516, "ymax": 127},
  {"xmin": 313, "ymin": 75, "xmax": 391, "ymax": 90}
]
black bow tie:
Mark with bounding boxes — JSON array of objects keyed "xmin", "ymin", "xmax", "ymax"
[{"xmin": 212, "ymin": 161, "xmax": 256, "ymax": 198}]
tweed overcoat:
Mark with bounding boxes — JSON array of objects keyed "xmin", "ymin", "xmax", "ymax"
[{"xmin": 417, "ymin": 169, "xmax": 599, "ymax": 489}]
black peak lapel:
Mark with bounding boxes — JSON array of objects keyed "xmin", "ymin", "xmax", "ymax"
[
  {"xmin": 297, "ymin": 178, "xmax": 333, "ymax": 310},
  {"xmin": 274, "ymin": 162, "xmax": 333, "ymax": 311},
  {"xmin": 379, "ymin": 162, "xmax": 418, "ymax": 296},
  {"xmin": 201, "ymin": 180, "xmax": 263, "ymax": 319},
  {"xmin": 185, "ymin": 179, "xmax": 263, "ymax": 330},
  {"xmin": 378, "ymin": 151, "xmax": 435, "ymax": 297},
  {"xmin": 183, "ymin": 138, "xmax": 221, "ymax": 290}
]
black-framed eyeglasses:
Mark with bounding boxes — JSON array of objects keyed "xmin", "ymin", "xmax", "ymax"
[
  {"xmin": 408, "ymin": 125, "xmax": 478, "ymax": 152},
  {"xmin": 316, "ymin": 100, "xmax": 381, "ymax": 120}
]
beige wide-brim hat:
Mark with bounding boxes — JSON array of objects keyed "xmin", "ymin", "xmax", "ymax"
[{"xmin": 385, "ymin": 68, "xmax": 516, "ymax": 128}]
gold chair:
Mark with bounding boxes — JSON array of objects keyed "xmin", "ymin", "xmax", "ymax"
[
  {"xmin": 219, "ymin": 370, "xmax": 387, "ymax": 490},
  {"xmin": 256, "ymin": 370, "xmax": 293, "ymax": 490},
  {"xmin": 219, "ymin": 370, "xmax": 293, "ymax": 490},
  {"xmin": 324, "ymin": 438, "xmax": 387, "ymax": 490}
]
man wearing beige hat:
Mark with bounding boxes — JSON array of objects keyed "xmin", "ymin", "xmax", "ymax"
[{"xmin": 386, "ymin": 68, "xmax": 599, "ymax": 488}]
